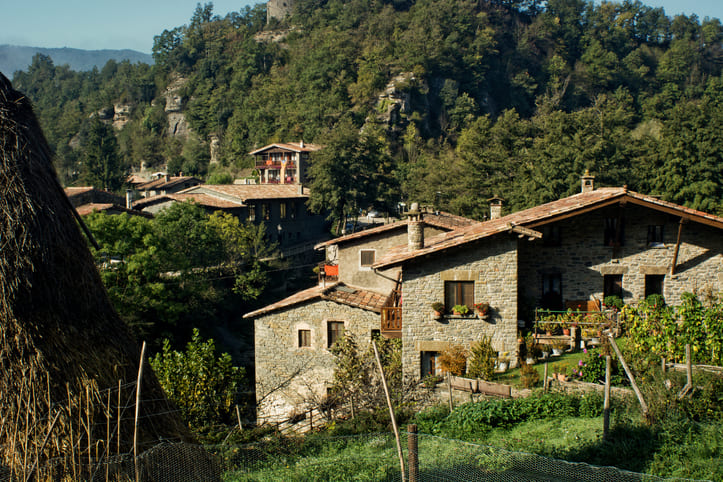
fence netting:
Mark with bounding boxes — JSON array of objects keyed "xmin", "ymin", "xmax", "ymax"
[{"xmin": 1, "ymin": 432, "xmax": 709, "ymax": 481}]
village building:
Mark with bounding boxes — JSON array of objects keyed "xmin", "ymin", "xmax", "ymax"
[
  {"xmin": 245, "ymin": 212, "xmax": 479, "ymax": 422},
  {"xmin": 133, "ymin": 184, "xmax": 328, "ymax": 249},
  {"xmin": 64, "ymin": 186, "xmax": 151, "ymax": 218},
  {"xmin": 135, "ymin": 174, "xmax": 203, "ymax": 198},
  {"xmin": 249, "ymin": 141, "xmax": 321, "ymax": 186},
  {"xmin": 245, "ymin": 174, "xmax": 723, "ymax": 423}
]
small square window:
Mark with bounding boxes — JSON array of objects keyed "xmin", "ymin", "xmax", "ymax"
[
  {"xmin": 604, "ymin": 217, "xmax": 624, "ymax": 246},
  {"xmin": 327, "ymin": 321, "xmax": 344, "ymax": 347},
  {"xmin": 360, "ymin": 249, "xmax": 375, "ymax": 267},
  {"xmin": 647, "ymin": 225, "xmax": 664, "ymax": 247},
  {"xmin": 604, "ymin": 274, "xmax": 623, "ymax": 299},
  {"xmin": 542, "ymin": 225, "xmax": 561, "ymax": 246},
  {"xmin": 298, "ymin": 329, "xmax": 311, "ymax": 347},
  {"xmin": 645, "ymin": 275, "xmax": 664, "ymax": 298}
]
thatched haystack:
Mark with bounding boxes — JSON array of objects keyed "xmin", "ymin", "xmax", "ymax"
[{"xmin": 0, "ymin": 73, "xmax": 202, "ymax": 479}]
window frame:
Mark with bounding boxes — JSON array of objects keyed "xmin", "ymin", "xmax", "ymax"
[
  {"xmin": 647, "ymin": 225, "xmax": 664, "ymax": 247},
  {"xmin": 541, "ymin": 273, "xmax": 563, "ymax": 311},
  {"xmin": 298, "ymin": 329, "xmax": 311, "ymax": 348},
  {"xmin": 645, "ymin": 274, "xmax": 665, "ymax": 298},
  {"xmin": 327, "ymin": 321, "xmax": 344, "ymax": 348},
  {"xmin": 604, "ymin": 216, "xmax": 625, "ymax": 247},
  {"xmin": 603, "ymin": 274, "xmax": 623, "ymax": 299},
  {"xmin": 248, "ymin": 204, "xmax": 256, "ymax": 222},
  {"xmin": 280, "ymin": 202, "xmax": 287, "ymax": 219},
  {"xmin": 444, "ymin": 281, "xmax": 474, "ymax": 311},
  {"xmin": 261, "ymin": 203, "xmax": 270, "ymax": 220},
  {"xmin": 542, "ymin": 224, "xmax": 562, "ymax": 247},
  {"xmin": 359, "ymin": 249, "xmax": 376, "ymax": 269}
]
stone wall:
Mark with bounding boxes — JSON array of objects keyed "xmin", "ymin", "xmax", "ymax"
[
  {"xmin": 254, "ymin": 299, "xmax": 381, "ymax": 423},
  {"xmin": 519, "ymin": 204, "xmax": 723, "ymax": 316},
  {"xmin": 400, "ymin": 235, "xmax": 519, "ymax": 380},
  {"xmin": 335, "ymin": 225, "xmax": 445, "ymax": 292}
]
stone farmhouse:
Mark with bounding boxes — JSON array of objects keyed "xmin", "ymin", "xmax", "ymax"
[
  {"xmin": 246, "ymin": 174, "xmax": 723, "ymax": 422},
  {"xmin": 245, "ymin": 211, "xmax": 477, "ymax": 422},
  {"xmin": 249, "ymin": 141, "xmax": 321, "ymax": 186}
]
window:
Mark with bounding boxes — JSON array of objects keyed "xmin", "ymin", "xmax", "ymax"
[
  {"xmin": 542, "ymin": 225, "xmax": 561, "ymax": 246},
  {"xmin": 645, "ymin": 275, "xmax": 664, "ymax": 298},
  {"xmin": 444, "ymin": 281, "xmax": 474, "ymax": 310},
  {"xmin": 371, "ymin": 329, "xmax": 381, "ymax": 340},
  {"xmin": 298, "ymin": 329, "xmax": 311, "ymax": 347},
  {"xmin": 327, "ymin": 321, "xmax": 344, "ymax": 347},
  {"xmin": 248, "ymin": 204, "xmax": 256, "ymax": 222},
  {"xmin": 647, "ymin": 225, "xmax": 664, "ymax": 247},
  {"xmin": 360, "ymin": 249, "xmax": 376, "ymax": 268},
  {"xmin": 261, "ymin": 203, "xmax": 270, "ymax": 220},
  {"xmin": 604, "ymin": 217, "xmax": 624, "ymax": 246},
  {"xmin": 421, "ymin": 351, "xmax": 442, "ymax": 377},
  {"xmin": 280, "ymin": 202, "xmax": 287, "ymax": 219},
  {"xmin": 604, "ymin": 274, "xmax": 623, "ymax": 299},
  {"xmin": 541, "ymin": 273, "xmax": 562, "ymax": 310}
]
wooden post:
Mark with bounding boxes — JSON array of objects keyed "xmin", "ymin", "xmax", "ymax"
[
  {"xmin": 603, "ymin": 356, "xmax": 611, "ymax": 441},
  {"xmin": 372, "ymin": 341, "xmax": 406, "ymax": 482},
  {"xmin": 447, "ymin": 372, "xmax": 453, "ymax": 412},
  {"xmin": 134, "ymin": 342, "xmax": 146, "ymax": 482},
  {"xmin": 678, "ymin": 344, "xmax": 693, "ymax": 399},
  {"xmin": 543, "ymin": 363, "xmax": 549, "ymax": 392},
  {"xmin": 117, "ymin": 380, "xmax": 121, "ymax": 457},
  {"xmin": 309, "ymin": 408, "xmax": 313, "ymax": 432},
  {"xmin": 670, "ymin": 218, "xmax": 685, "ymax": 275},
  {"xmin": 661, "ymin": 357, "xmax": 666, "ymax": 373},
  {"xmin": 408, "ymin": 424, "xmax": 419, "ymax": 482},
  {"xmin": 608, "ymin": 335, "xmax": 648, "ymax": 417},
  {"xmin": 235, "ymin": 405, "xmax": 243, "ymax": 431}
]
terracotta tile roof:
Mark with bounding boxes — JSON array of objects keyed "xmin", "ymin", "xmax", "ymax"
[
  {"xmin": 136, "ymin": 176, "xmax": 202, "ymax": 191},
  {"xmin": 314, "ymin": 211, "xmax": 479, "ymax": 250},
  {"xmin": 242, "ymin": 283, "xmax": 390, "ymax": 318},
  {"xmin": 249, "ymin": 142, "xmax": 323, "ymax": 155},
  {"xmin": 181, "ymin": 184, "xmax": 310, "ymax": 201},
  {"xmin": 74, "ymin": 203, "xmax": 152, "ymax": 218},
  {"xmin": 373, "ymin": 187, "xmax": 723, "ymax": 269},
  {"xmin": 64, "ymin": 186, "xmax": 95, "ymax": 197},
  {"xmin": 132, "ymin": 192, "xmax": 245, "ymax": 210}
]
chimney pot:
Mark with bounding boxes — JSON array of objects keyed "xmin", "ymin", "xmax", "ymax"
[
  {"xmin": 407, "ymin": 202, "xmax": 424, "ymax": 250},
  {"xmin": 581, "ymin": 169, "xmax": 595, "ymax": 193},
  {"xmin": 488, "ymin": 196, "xmax": 504, "ymax": 220}
]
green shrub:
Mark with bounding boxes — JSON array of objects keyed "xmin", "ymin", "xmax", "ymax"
[
  {"xmin": 466, "ymin": 336, "xmax": 497, "ymax": 380},
  {"xmin": 603, "ymin": 295, "xmax": 624, "ymax": 310},
  {"xmin": 579, "ymin": 392, "xmax": 604, "ymax": 417},
  {"xmin": 520, "ymin": 362, "xmax": 540, "ymax": 388}
]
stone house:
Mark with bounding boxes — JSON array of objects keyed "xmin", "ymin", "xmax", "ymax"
[
  {"xmin": 246, "ymin": 175, "xmax": 723, "ymax": 420},
  {"xmin": 373, "ymin": 175, "xmax": 723, "ymax": 380},
  {"xmin": 249, "ymin": 141, "xmax": 321, "ymax": 186},
  {"xmin": 135, "ymin": 174, "xmax": 203, "ymax": 198},
  {"xmin": 245, "ymin": 212, "xmax": 477, "ymax": 422}
]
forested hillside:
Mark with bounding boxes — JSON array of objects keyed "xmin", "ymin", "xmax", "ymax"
[{"xmin": 11, "ymin": 0, "xmax": 723, "ymax": 220}]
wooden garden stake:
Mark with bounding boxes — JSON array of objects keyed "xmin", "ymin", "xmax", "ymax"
[
  {"xmin": 372, "ymin": 340, "xmax": 406, "ymax": 482},
  {"xmin": 603, "ymin": 356, "xmax": 611, "ymax": 440},
  {"xmin": 608, "ymin": 335, "xmax": 648, "ymax": 416},
  {"xmin": 134, "ymin": 341, "xmax": 146, "ymax": 482}
]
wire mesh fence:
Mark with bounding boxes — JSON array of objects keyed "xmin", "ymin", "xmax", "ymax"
[{"xmin": 5, "ymin": 431, "xmax": 703, "ymax": 482}]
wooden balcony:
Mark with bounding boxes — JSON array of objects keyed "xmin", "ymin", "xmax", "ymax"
[{"xmin": 381, "ymin": 307, "xmax": 402, "ymax": 338}]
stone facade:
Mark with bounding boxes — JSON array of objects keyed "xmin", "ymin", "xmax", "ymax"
[
  {"xmin": 254, "ymin": 299, "xmax": 381, "ymax": 423},
  {"xmin": 400, "ymin": 235, "xmax": 519, "ymax": 379},
  {"xmin": 331, "ymin": 226, "xmax": 447, "ymax": 293},
  {"xmin": 519, "ymin": 204, "xmax": 723, "ymax": 311}
]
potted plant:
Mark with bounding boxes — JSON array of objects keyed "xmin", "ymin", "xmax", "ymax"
[
  {"xmin": 452, "ymin": 304, "xmax": 470, "ymax": 316},
  {"xmin": 524, "ymin": 333, "xmax": 538, "ymax": 364},
  {"xmin": 497, "ymin": 352, "xmax": 510, "ymax": 372},
  {"xmin": 431, "ymin": 302, "xmax": 445, "ymax": 318},
  {"xmin": 474, "ymin": 302, "xmax": 490, "ymax": 319},
  {"xmin": 551, "ymin": 340, "xmax": 568, "ymax": 356}
]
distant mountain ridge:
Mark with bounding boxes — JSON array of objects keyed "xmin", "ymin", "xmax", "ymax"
[{"xmin": 0, "ymin": 45, "xmax": 153, "ymax": 76}]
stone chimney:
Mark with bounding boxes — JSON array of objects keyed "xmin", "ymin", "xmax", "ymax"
[
  {"xmin": 488, "ymin": 196, "xmax": 504, "ymax": 220},
  {"xmin": 581, "ymin": 169, "xmax": 595, "ymax": 193},
  {"xmin": 407, "ymin": 202, "xmax": 424, "ymax": 251},
  {"xmin": 125, "ymin": 189, "xmax": 133, "ymax": 209},
  {"xmin": 165, "ymin": 174, "xmax": 171, "ymax": 183}
]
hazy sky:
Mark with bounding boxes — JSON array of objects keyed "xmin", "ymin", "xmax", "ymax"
[{"xmin": 1, "ymin": 1, "xmax": 722, "ymax": 54}]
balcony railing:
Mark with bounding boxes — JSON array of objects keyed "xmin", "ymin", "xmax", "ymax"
[
  {"xmin": 381, "ymin": 307, "xmax": 402, "ymax": 338},
  {"xmin": 255, "ymin": 160, "xmax": 297, "ymax": 169}
]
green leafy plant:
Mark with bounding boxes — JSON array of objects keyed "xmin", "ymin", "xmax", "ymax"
[
  {"xmin": 431, "ymin": 302, "xmax": 445, "ymax": 313},
  {"xmin": 604, "ymin": 295, "xmax": 624, "ymax": 311},
  {"xmin": 520, "ymin": 362, "xmax": 540, "ymax": 388},
  {"xmin": 452, "ymin": 304, "xmax": 470, "ymax": 315},
  {"xmin": 466, "ymin": 336, "xmax": 497, "ymax": 380},
  {"xmin": 149, "ymin": 328, "xmax": 246, "ymax": 430}
]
